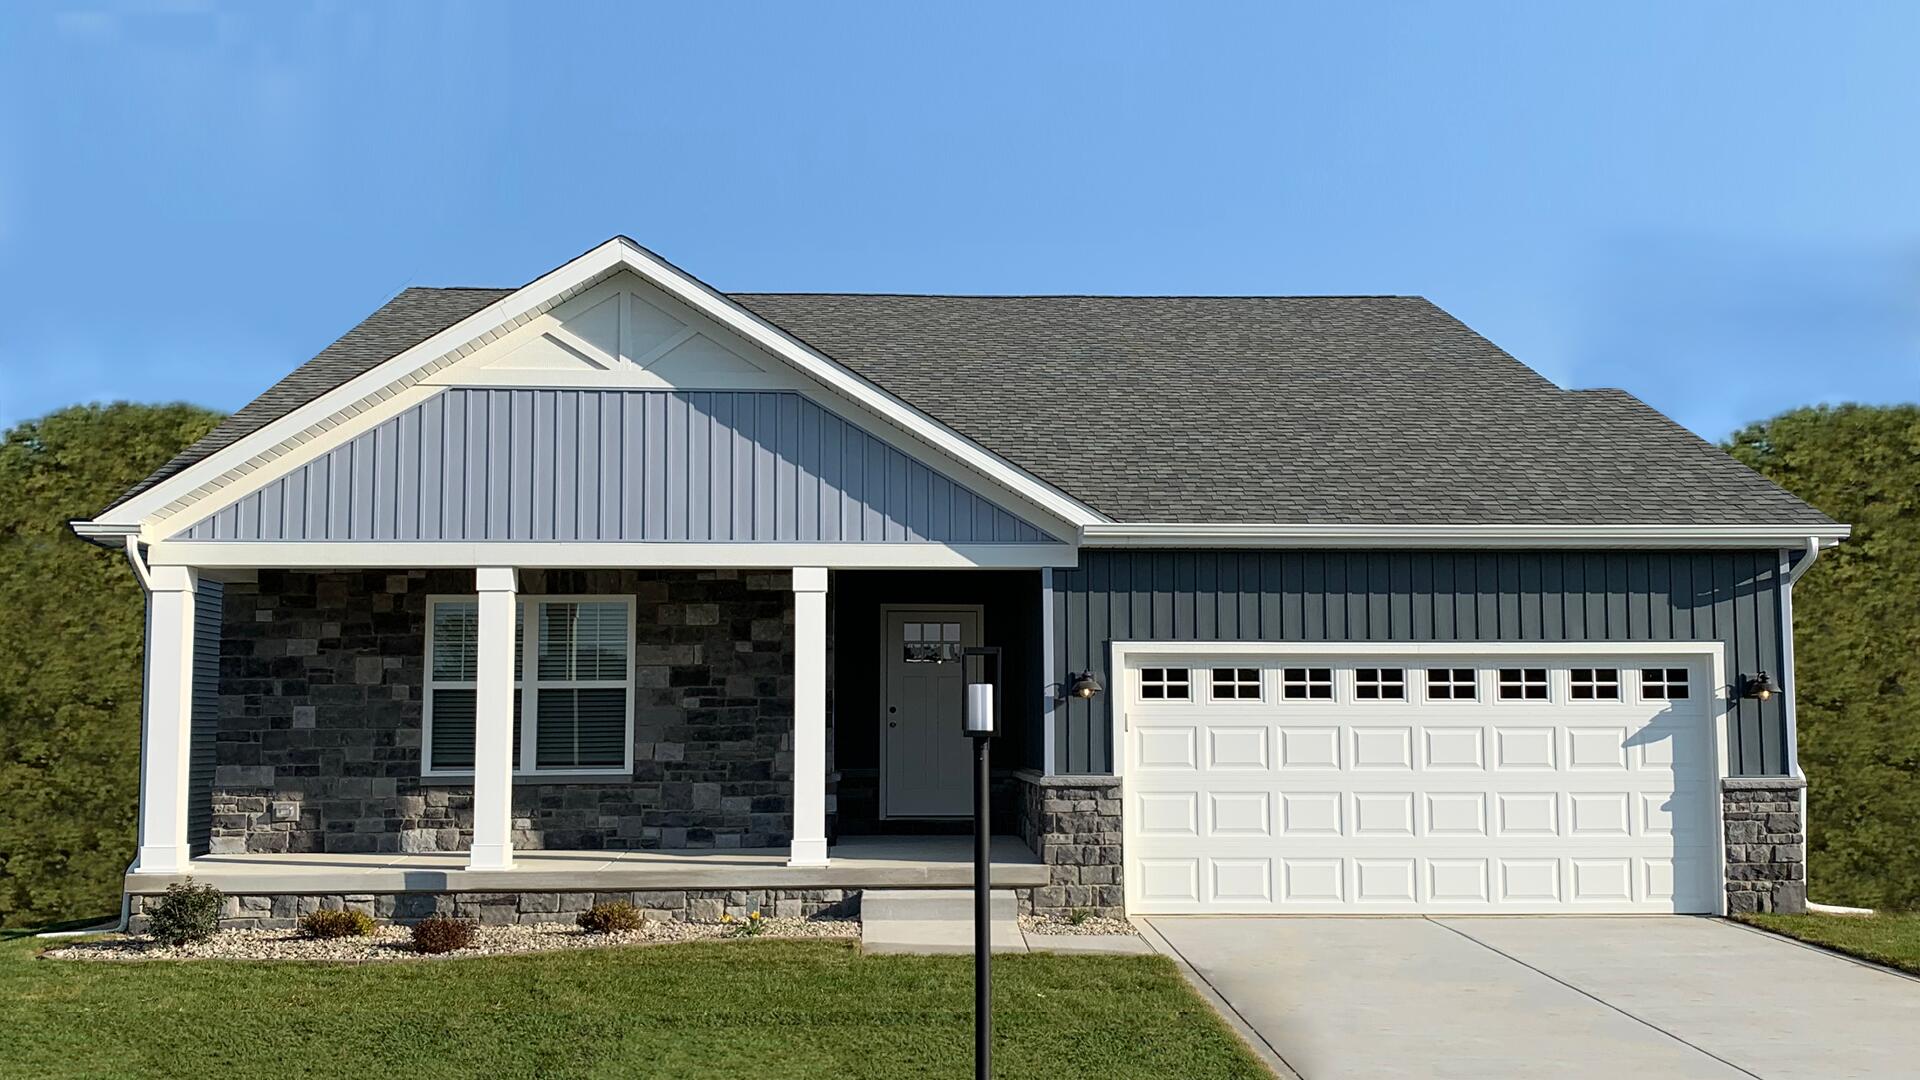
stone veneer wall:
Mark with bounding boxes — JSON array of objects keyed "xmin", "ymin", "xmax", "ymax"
[
  {"xmin": 128, "ymin": 886, "xmax": 1038, "ymax": 931},
  {"xmin": 210, "ymin": 568, "xmax": 800, "ymax": 855},
  {"xmin": 1013, "ymin": 770, "xmax": 1124, "ymax": 917},
  {"xmin": 1722, "ymin": 776, "xmax": 1807, "ymax": 914}
]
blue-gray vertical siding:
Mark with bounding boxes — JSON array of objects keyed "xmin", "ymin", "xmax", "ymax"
[
  {"xmin": 1049, "ymin": 549, "xmax": 1787, "ymax": 777},
  {"xmin": 186, "ymin": 578, "xmax": 224, "ymax": 856},
  {"xmin": 174, "ymin": 389, "xmax": 1056, "ymax": 544}
]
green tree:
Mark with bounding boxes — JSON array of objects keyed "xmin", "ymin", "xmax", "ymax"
[
  {"xmin": 1726, "ymin": 404, "xmax": 1920, "ymax": 910},
  {"xmin": 0, "ymin": 403, "xmax": 221, "ymax": 927}
]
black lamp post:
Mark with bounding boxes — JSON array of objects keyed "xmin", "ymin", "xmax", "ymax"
[{"xmin": 960, "ymin": 646, "xmax": 1001, "ymax": 1080}]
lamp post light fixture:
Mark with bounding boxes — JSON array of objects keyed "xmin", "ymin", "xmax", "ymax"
[
  {"xmin": 1741, "ymin": 671, "xmax": 1778, "ymax": 701},
  {"xmin": 1064, "ymin": 671, "xmax": 1103, "ymax": 701},
  {"xmin": 960, "ymin": 647, "xmax": 1002, "ymax": 1080}
]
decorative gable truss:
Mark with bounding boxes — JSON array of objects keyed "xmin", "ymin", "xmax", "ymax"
[{"xmin": 173, "ymin": 387, "xmax": 1059, "ymax": 545}]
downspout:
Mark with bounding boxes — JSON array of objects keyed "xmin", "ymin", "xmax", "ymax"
[
  {"xmin": 1777, "ymin": 536, "xmax": 1822, "ymax": 909},
  {"xmin": 39, "ymin": 539, "xmax": 151, "ymax": 939}
]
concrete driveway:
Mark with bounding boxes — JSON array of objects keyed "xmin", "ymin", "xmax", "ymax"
[{"xmin": 1144, "ymin": 916, "xmax": 1920, "ymax": 1080}]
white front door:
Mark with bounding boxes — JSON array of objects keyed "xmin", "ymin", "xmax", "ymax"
[
  {"xmin": 881, "ymin": 607, "xmax": 982, "ymax": 818},
  {"xmin": 1122, "ymin": 649, "xmax": 1723, "ymax": 914}
]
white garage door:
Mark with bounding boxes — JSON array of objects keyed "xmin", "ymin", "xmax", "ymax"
[{"xmin": 1121, "ymin": 649, "xmax": 1722, "ymax": 914}]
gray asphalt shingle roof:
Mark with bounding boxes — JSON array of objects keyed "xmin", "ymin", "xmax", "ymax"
[{"xmin": 107, "ymin": 286, "xmax": 1832, "ymax": 527}]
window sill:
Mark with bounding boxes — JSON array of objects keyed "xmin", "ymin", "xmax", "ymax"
[{"xmin": 417, "ymin": 772, "xmax": 635, "ymax": 787}]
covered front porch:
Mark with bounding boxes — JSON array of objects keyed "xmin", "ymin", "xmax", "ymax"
[{"xmin": 127, "ymin": 560, "xmax": 1056, "ymax": 894}]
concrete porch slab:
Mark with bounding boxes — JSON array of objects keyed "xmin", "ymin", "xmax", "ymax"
[{"xmin": 125, "ymin": 835, "xmax": 1047, "ymax": 895}]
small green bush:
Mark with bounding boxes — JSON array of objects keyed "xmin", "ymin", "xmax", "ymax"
[
  {"xmin": 576, "ymin": 901, "xmax": 645, "ymax": 933},
  {"xmin": 1068, "ymin": 908, "xmax": 1093, "ymax": 926},
  {"xmin": 300, "ymin": 908, "xmax": 376, "ymax": 939},
  {"xmin": 410, "ymin": 916, "xmax": 477, "ymax": 954},
  {"xmin": 721, "ymin": 910, "xmax": 769, "ymax": 937},
  {"xmin": 147, "ymin": 880, "xmax": 224, "ymax": 946}
]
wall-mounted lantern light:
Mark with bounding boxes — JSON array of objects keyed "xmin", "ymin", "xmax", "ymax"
[
  {"xmin": 1064, "ymin": 671, "xmax": 1103, "ymax": 701},
  {"xmin": 1741, "ymin": 671, "xmax": 1778, "ymax": 701}
]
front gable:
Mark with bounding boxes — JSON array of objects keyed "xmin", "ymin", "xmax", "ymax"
[
  {"xmin": 172, "ymin": 387, "xmax": 1058, "ymax": 544},
  {"xmin": 445, "ymin": 271, "xmax": 805, "ymax": 391}
]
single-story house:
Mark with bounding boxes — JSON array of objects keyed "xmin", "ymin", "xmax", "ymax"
[{"xmin": 73, "ymin": 236, "xmax": 1842, "ymax": 928}]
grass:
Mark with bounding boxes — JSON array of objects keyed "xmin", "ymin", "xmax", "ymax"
[
  {"xmin": 1738, "ymin": 912, "xmax": 1920, "ymax": 975},
  {"xmin": 0, "ymin": 927, "xmax": 1267, "ymax": 1079}
]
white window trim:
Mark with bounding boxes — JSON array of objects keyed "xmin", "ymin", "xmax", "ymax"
[
  {"xmin": 1351, "ymin": 665, "xmax": 1410, "ymax": 703},
  {"xmin": 1279, "ymin": 666, "xmax": 1336, "ymax": 702},
  {"xmin": 1137, "ymin": 666, "xmax": 1193, "ymax": 702},
  {"xmin": 1422, "ymin": 666, "xmax": 1482, "ymax": 703},
  {"xmin": 1567, "ymin": 665, "xmax": 1625, "ymax": 704},
  {"xmin": 1637, "ymin": 666, "xmax": 1693, "ymax": 704},
  {"xmin": 1206, "ymin": 666, "xmax": 1266, "ymax": 704},
  {"xmin": 423, "ymin": 593, "xmax": 637, "ymax": 779},
  {"xmin": 1495, "ymin": 665, "xmax": 1552, "ymax": 703}
]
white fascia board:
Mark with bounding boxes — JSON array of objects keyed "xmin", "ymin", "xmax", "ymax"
[
  {"xmin": 1079, "ymin": 522, "xmax": 1853, "ymax": 549},
  {"xmin": 144, "ymin": 540, "xmax": 1081, "ymax": 571},
  {"xmin": 96, "ymin": 240, "xmax": 633, "ymax": 528},
  {"xmin": 88, "ymin": 236, "xmax": 1105, "ymax": 536}
]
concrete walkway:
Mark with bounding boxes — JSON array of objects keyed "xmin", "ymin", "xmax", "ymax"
[{"xmin": 1145, "ymin": 916, "xmax": 1920, "ymax": 1080}]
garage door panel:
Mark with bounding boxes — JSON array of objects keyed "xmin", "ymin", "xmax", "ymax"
[
  {"xmin": 1421, "ymin": 727, "xmax": 1486, "ymax": 770},
  {"xmin": 1125, "ymin": 651, "xmax": 1719, "ymax": 915},
  {"xmin": 1209, "ymin": 858, "xmax": 1274, "ymax": 904},
  {"xmin": 1279, "ymin": 726, "xmax": 1342, "ymax": 769},
  {"xmin": 1281, "ymin": 791, "xmax": 1343, "ymax": 835},
  {"xmin": 1351, "ymin": 727, "xmax": 1414, "ymax": 769},
  {"xmin": 1207, "ymin": 726, "xmax": 1270, "ymax": 770},
  {"xmin": 1208, "ymin": 791, "xmax": 1273, "ymax": 837},
  {"xmin": 1352, "ymin": 792, "xmax": 1416, "ymax": 836}
]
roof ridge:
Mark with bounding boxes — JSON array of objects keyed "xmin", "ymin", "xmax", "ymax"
[{"xmin": 727, "ymin": 291, "xmax": 1429, "ymax": 300}]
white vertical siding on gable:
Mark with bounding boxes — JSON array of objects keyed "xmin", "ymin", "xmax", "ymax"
[{"xmin": 174, "ymin": 389, "xmax": 1059, "ymax": 545}]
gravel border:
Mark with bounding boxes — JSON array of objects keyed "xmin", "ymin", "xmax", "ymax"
[
  {"xmin": 1018, "ymin": 913, "xmax": 1138, "ymax": 936},
  {"xmin": 43, "ymin": 918, "xmax": 859, "ymax": 963}
]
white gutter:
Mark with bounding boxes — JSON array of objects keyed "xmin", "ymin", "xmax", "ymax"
[{"xmin": 1080, "ymin": 522, "xmax": 1852, "ymax": 549}]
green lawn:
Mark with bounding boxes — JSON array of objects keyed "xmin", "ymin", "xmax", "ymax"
[
  {"xmin": 1738, "ymin": 912, "xmax": 1920, "ymax": 975},
  {"xmin": 0, "ymin": 929, "xmax": 1267, "ymax": 1079}
]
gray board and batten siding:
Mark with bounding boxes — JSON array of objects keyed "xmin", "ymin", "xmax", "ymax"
[
  {"xmin": 1047, "ymin": 549, "xmax": 1792, "ymax": 777},
  {"xmin": 174, "ymin": 388, "xmax": 1057, "ymax": 545},
  {"xmin": 185, "ymin": 578, "xmax": 224, "ymax": 855}
]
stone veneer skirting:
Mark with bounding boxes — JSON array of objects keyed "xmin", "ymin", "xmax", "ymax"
[
  {"xmin": 129, "ymin": 887, "xmax": 1040, "ymax": 932},
  {"xmin": 1013, "ymin": 769, "xmax": 1124, "ymax": 917},
  {"xmin": 1722, "ymin": 776, "xmax": 1807, "ymax": 915},
  {"xmin": 210, "ymin": 568, "xmax": 803, "ymax": 855}
]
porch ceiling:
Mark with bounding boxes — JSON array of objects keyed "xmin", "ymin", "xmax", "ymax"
[{"xmin": 123, "ymin": 835, "xmax": 1047, "ymax": 895}]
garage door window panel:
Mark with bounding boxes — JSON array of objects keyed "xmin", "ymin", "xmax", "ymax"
[
  {"xmin": 1498, "ymin": 668, "xmax": 1550, "ymax": 701},
  {"xmin": 1282, "ymin": 667, "xmax": 1334, "ymax": 700},
  {"xmin": 1354, "ymin": 667, "xmax": 1407, "ymax": 700},
  {"xmin": 1139, "ymin": 667, "xmax": 1191, "ymax": 701},
  {"xmin": 1209, "ymin": 667, "xmax": 1264, "ymax": 702},
  {"xmin": 1570, "ymin": 668, "xmax": 1622, "ymax": 701},
  {"xmin": 1425, "ymin": 668, "xmax": 1479, "ymax": 701},
  {"xmin": 1640, "ymin": 668, "xmax": 1691, "ymax": 701}
]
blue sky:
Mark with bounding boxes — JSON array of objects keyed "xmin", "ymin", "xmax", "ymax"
[{"xmin": 0, "ymin": 2, "xmax": 1914, "ymax": 440}]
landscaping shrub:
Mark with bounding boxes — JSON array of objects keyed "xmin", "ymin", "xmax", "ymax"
[
  {"xmin": 411, "ymin": 916, "xmax": 477, "ymax": 954},
  {"xmin": 299, "ymin": 908, "xmax": 376, "ymax": 939},
  {"xmin": 576, "ymin": 901, "xmax": 645, "ymax": 933},
  {"xmin": 146, "ymin": 880, "xmax": 224, "ymax": 946}
]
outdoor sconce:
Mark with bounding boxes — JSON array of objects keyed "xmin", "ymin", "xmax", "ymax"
[
  {"xmin": 1741, "ymin": 671, "xmax": 1778, "ymax": 701},
  {"xmin": 1064, "ymin": 671, "xmax": 1103, "ymax": 701}
]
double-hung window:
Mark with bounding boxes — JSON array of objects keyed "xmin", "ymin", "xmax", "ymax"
[{"xmin": 424, "ymin": 595, "xmax": 635, "ymax": 777}]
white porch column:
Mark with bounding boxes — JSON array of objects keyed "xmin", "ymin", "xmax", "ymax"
[
  {"xmin": 132, "ymin": 565, "xmax": 198, "ymax": 875},
  {"xmin": 468, "ymin": 566, "xmax": 518, "ymax": 871},
  {"xmin": 789, "ymin": 567, "xmax": 830, "ymax": 867}
]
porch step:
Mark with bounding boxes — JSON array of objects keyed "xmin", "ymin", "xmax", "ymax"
[{"xmin": 860, "ymin": 888, "xmax": 1025, "ymax": 954}]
